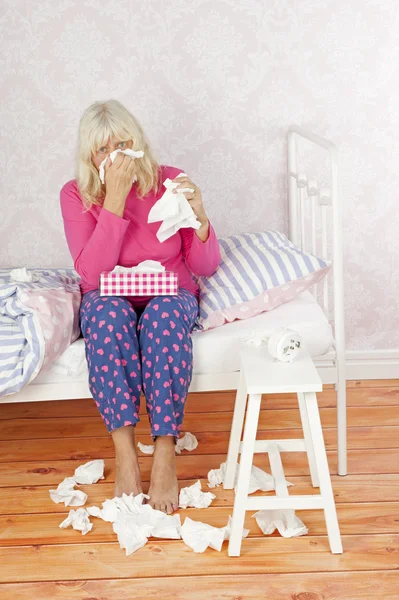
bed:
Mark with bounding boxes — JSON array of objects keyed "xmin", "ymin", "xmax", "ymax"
[{"xmin": 0, "ymin": 125, "xmax": 347, "ymax": 475}]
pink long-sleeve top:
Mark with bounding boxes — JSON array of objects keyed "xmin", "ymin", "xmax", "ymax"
[{"xmin": 60, "ymin": 165, "xmax": 221, "ymax": 307}]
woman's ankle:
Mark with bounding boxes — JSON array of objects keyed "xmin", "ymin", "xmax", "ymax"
[
  {"xmin": 154, "ymin": 435, "xmax": 176, "ymax": 453},
  {"xmin": 112, "ymin": 425, "xmax": 138, "ymax": 461}
]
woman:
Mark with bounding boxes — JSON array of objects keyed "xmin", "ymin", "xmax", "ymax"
[{"xmin": 60, "ymin": 99, "xmax": 220, "ymax": 514}]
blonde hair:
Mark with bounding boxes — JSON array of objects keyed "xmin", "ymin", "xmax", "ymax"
[{"xmin": 76, "ymin": 99, "xmax": 160, "ymax": 210}]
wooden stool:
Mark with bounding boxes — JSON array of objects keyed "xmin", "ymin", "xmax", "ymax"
[{"xmin": 224, "ymin": 345, "xmax": 343, "ymax": 557}]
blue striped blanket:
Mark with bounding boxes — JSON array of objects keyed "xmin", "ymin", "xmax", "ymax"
[{"xmin": 0, "ymin": 268, "xmax": 81, "ymax": 397}]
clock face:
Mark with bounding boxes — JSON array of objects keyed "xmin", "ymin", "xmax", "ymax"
[
  {"xmin": 268, "ymin": 329, "xmax": 302, "ymax": 362},
  {"xmin": 280, "ymin": 338, "xmax": 301, "ymax": 361}
]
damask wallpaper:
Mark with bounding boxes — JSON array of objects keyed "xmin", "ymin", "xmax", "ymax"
[{"xmin": 1, "ymin": 0, "xmax": 398, "ymax": 351}]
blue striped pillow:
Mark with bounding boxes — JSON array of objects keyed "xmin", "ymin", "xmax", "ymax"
[{"xmin": 195, "ymin": 231, "xmax": 331, "ymax": 331}]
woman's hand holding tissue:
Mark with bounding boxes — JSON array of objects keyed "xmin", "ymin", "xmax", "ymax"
[
  {"xmin": 103, "ymin": 153, "xmax": 137, "ymax": 218},
  {"xmin": 172, "ymin": 175, "xmax": 209, "ymax": 242}
]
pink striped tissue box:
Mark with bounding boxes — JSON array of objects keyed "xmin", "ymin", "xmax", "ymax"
[{"xmin": 100, "ymin": 271, "xmax": 179, "ymax": 297}]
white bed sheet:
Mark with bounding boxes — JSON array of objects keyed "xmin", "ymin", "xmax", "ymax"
[{"xmin": 34, "ymin": 290, "xmax": 333, "ymax": 385}]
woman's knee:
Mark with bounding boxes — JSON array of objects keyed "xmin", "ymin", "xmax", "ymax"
[
  {"xmin": 81, "ymin": 294, "xmax": 138, "ymax": 331},
  {"xmin": 143, "ymin": 295, "xmax": 187, "ymax": 325}
]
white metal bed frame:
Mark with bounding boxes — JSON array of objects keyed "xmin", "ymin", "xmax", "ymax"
[
  {"xmin": 1, "ymin": 125, "xmax": 347, "ymax": 476},
  {"xmin": 288, "ymin": 125, "xmax": 346, "ymax": 476}
]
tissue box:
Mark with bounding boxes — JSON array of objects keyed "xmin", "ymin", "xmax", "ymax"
[{"xmin": 100, "ymin": 271, "xmax": 179, "ymax": 297}]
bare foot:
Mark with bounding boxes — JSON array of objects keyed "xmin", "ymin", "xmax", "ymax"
[
  {"xmin": 112, "ymin": 425, "xmax": 143, "ymax": 498},
  {"xmin": 148, "ymin": 437, "xmax": 179, "ymax": 514},
  {"xmin": 114, "ymin": 450, "xmax": 143, "ymax": 498}
]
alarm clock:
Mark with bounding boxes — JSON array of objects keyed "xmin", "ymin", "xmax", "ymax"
[{"xmin": 267, "ymin": 328, "xmax": 302, "ymax": 363}]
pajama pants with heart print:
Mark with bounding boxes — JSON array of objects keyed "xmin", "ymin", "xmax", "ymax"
[{"xmin": 79, "ymin": 288, "xmax": 199, "ymax": 439}]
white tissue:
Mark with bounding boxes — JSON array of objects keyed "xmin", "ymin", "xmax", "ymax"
[
  {"xmin": 99, "ymin": 148, "xmax": 144, "ymax": 184},
  {"xmin": 113, "ymin": 492, "xmax": 150, "ymax": 516},
  {"xmin": 129, "ymin": 505, "xmax": 182, "ymax": 540},
  {"xmin": 180, "ymin": 517, "xmax": 224, "ymax": 553},
  {"xmin": 88, "ymin": 493, "xmax": 149, "ymax": 523},
  {"xmin": 137, "ymin": 442, "xmax": 155, "ymax": 455},
  {"xmin": 148, "ymin": 173, "xmax": 202, "ymax": 242},
  {"xmin": 10, "ymin": 267, "xmax": 39, "ymax": 282},
  {"xmin": 223, "ymin": 514, "xmax": 250, "ymax": 543},
  {"xmin": 49, "ymin": 477, "xmax": 88, "ymax": 507},
  {"xmin": 253, "ymin": 509, "xmax": 308, "ymax": 538},
  {"xmin": 111, "ymin": 260, "xmax": 165, "ymax": 274},
  {"xmin": 113, "ymin": 512, "xmax": 149, "ymax": 556},
  {"xmin": 73, "ymin": 459, "xmax": 105, "ymax": 484},
  {"xmin": 89, "ymin": 493, "xmax": 181, "ymax": 529},
  {"xmin": 50, "ymin": 459, "xmax": 105, "ymax": 506},
  {"xmin": 181, "ymin": 516, "xmax": 249, "ymax": 553},
  {"xmin": 207, "ymin": 462, "xmax": 292, "ymax": 494},
  {"xmin": 243, "ymin": 464, "xmax": 276, "ymax": 494},
  {"xmin": 137, "ymin": 432, "xmax": 198, "ymax": 456},
  {"xmin": 87, "ymin": 499, "xmax": 119, "ymax": 523},
  {"xmin": 89, "ymin": 492, "xmax": 182, "ymax": 555},
  {"xmin": 59, "ymin": 507, "xmax": 93, "ymax": 535},
  {"xmin": 121, "ymin": 503, "xmax": 181, "ymax": 540},
  {"xmin": 175, "ymin": 432, "xmax": 198, "ymax": 454},
  {"xmin": 150, "ymin": 513, "xmax": 182, "ymax": 540},
  {"xmin": 207, "ymin": 463, "xmax": 227, "ymax": 488},
  {"xmin": 179, "ymin": 480, "xmax": 216, "ymax": 509}
]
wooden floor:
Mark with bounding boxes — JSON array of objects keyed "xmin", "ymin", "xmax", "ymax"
[{"xmin": 0, "ymin": 380, "xmax": 399, "ymax": 599}]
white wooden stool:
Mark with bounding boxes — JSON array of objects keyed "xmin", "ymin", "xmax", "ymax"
[{"xmin": 224, "ymin": 345, "xmax": 343, "ymax": 557}]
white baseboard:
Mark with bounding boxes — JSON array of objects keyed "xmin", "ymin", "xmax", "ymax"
[{"xmin": 345, "ymin": 350, "xmax": 399, "ymax": 380}]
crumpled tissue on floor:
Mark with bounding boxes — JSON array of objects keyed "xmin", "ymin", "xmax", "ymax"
[
  {"xmin": 49, "ymin": 476, "xmax": 88, "ymax": 507},
  {"xmin": 253, "ymin": 509, "xmax": 308, "ymax": 538},
  {"xmin": 88, "ymin": 492, "xmax": 182, "ymax": 555},
  {"xmin": 59, "ymin": 507, "xmax": 93, "ymax": 535},
  {"xmin": 181, "ymin": 515, "xmax": 250, "ymax": 553},
  {"xmin": 138, "ymin": 432, "xmax": 198, "ymax": 456},
  {"xmin": 53, "ymin": 458, "xmax": 306, "ymax": 554},
  {"xmin": 207, "ymin": 461, "xmax": 293, "ymax": 494},
  {"xmin": 178, "ymin": 479, "xmax": 216, "ymax": 509},
  {"xmin": 49, "ymin": 459, "xmax": 104, "ymax": 506},
  {"xmin": 74, "ymin": 459, "xmax": 105, "ymax": 484},
  {"xmin": 137, "ymin": 442, "xmax": 156, "ymax": 455}
]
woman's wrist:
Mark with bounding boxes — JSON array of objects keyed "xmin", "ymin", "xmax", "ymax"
[
  {"xmin": 104, "ymin": 194, "xmax": 126, "ymax": 218},
  {"xmin": 195, "ymin": 218, "xmax": 210, "ymax": 242}
]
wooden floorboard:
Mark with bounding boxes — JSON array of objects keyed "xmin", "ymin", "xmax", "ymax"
[
  {"xmin": 2, "ymin": 426, "xmax": 399, "ymax": 463},
  {"xmin": 1, "ymin": 448, "xmax": 399, "ymax": 488},
  {"xmin": 2, "ymin": 502, "xmax": 399, "ymax": 546},
  {"xmin": 1, "ymin": 535, "xmax": 399, "ymax": 582},
  {"xmin": 1, "ymin": 406, "xmax": 399, "ymax": 440},
  {"xmin": 0, "ymin": 381, "xmax": 398, "ymax": 599},
  {"xmin": 3, "ymin": 474, "xmax": 399, "ymax": 515},
  {"xmin": 1, "ymin": 386, "xmax": 398, "ymax": 420},
  {"xmin": 1, "ymin": 572, "xmax": 399, "ymax": 600}
]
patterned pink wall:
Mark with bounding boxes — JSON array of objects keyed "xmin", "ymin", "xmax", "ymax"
[{"xmin": 1, "ymin": 1, "xmax": 398, "ymax": 350}]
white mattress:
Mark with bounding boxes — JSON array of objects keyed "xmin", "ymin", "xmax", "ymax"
[{"xmin": 34, "ymin": 290, "xmax": 333, "ymax": 385}]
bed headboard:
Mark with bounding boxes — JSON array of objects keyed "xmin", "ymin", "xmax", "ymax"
[{"xmin": 287, "ymin": 125, "xmax": 345, "ymax": 359}]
